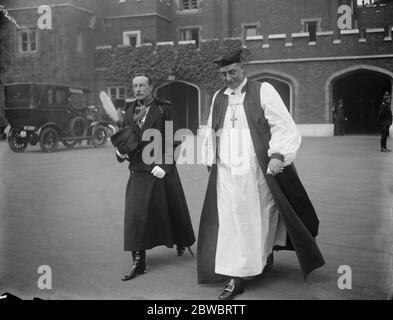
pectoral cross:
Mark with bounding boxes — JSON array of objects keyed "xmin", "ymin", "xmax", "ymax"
[{"xmin": 230, "ymin": 113, "xmax": 238, "ymax": 128}]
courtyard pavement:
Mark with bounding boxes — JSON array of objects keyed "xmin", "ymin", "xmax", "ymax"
[{"xmin": 0, "ymin": 135, "xmax": 392, "ymax": 300}]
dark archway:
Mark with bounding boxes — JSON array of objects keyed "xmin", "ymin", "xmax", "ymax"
[
  {"xmin": 333, "ymin": 70, "xmax": 392, "ymax": 134},
  {"xmin": 156, "ymin": 81, "xmax": 199, "ymax": 134},
  {"xmin": 256, "ymin": 77, "xmax": 291, "ymax": 111}
]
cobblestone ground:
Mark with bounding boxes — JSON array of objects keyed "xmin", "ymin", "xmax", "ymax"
[{"xmin": 0, "ymin": 135, "xmax": 392, "ymax": 300}]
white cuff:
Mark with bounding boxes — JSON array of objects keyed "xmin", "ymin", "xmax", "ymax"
[{"xmin": 116, "ymin": 148, "xmax": 127, "ymax": 159}]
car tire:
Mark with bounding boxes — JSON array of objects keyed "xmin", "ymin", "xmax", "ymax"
[
  {"xmin": 39, "ymin": 127, "xmax": 59, "ymax": 153},
  {"xmin": 69, "ymin": 116, "xmax": 88, "ymax": 137},
  {"xmin": 91, "ymin": 125, "xmax": 108, "ymax": 147},
  {"xmin": 8, "ymin": 128, "xmax": 29, "ymax": 153}
]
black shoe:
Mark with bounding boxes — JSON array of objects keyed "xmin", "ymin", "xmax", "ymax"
[
  {"xmin": 122, "ymin": 250, "xmax": 146, "ymax": 281},
  {"xmin": 381, "ymin": 148, "xmax": 392, "ymax": 152},
  {"xmin": 262, "ymin": 253, "xmax": 274, "ymax": 274},
  {"xmin": 121, "ymin": 261, "xmax": 146, "ymax": 281},
  {"xmin": 176, "ymin": 245, "xmax": 194, "ymax": 257},
  {"xmin": 218, "ymin": 278, "xmax": 244, "ymax": 300}
]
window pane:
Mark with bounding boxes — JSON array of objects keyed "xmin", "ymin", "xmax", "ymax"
[
  {"xmin": 21, "ymin": 32, "xmax": 28, "ymax": 52},
  {"xmin": 30, "ymin": 40, "xmax": 37, "ymax": 52},
  {"xmin": 191, "ymin": 0, "xmax": 198, "ymax": 9},
  {"xmin": 180, "ymin": 30, "xmax": 186, "ymax": 41},
  {"xmin": 128, "ymin": 35, "xmax": 137, "ymax": 48},
  {"xmin": 71, "ymin": 93, "xmax": 88, "ymax": 108},
  {"xmin": 180, "ymin": 28, "xmax": 198, "ymax": 42},
  {"xmin": 47, "ymin": 88, "xmax": 54, "ymax": 104},
  {"xmin": 109, "ymin": 88, "xmax": 117, "ymax": 99},
  {"xmin": 22, "ymin": 32, "xmax": 28, "ymax": 42},
  {"xmin": 30, "ymin": 31, "xmax": 37, "ymax": 51},
  {"xmin": 246, "ymin": 27, "xmax": 257, "ymax": 37},
  {"xmin": 56, "ymin": 88, "xmax": 67, "ymax": 105},
  {"xmin": 306, "ymin": 22, "xmax": 317, "ymax": 41},
  {"xmin": 22, "ymin": 42, "xmax": 28, "ymax": 52},
  {"xmin": 182, "ymin": 0, "xmax": 190, "ymax": 10},
  {"xmin": 181, "ymin": 0, "xmax": 198, "ymax": 10},
  {"xmin": 191, "ymin": 29, "xmax": 199, "ymax": 46},
  {"xmin": 29, "ymin": 31, "xmax": 36, "ymax": 42},
  {"xmin": 76, "ymin": 30, "xmax": 84, "ymax": 53},
  {"xmin": 191, "ymin": 29, "xmax": 198, "ymax": 40},
  {"xmin": 5, "ymin": 84, "xmax": 32, "ymax": 102},
  {"xmin": 119, "ymin": 88, "xmax": 125, "ymax": 98}
]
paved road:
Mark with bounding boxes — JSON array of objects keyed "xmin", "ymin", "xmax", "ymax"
[{"xmin": 0, "ymin": 136, "xmax": 392, "ymax": 300}]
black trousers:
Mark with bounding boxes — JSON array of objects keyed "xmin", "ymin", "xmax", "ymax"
[
  {"xmin": 334, "ymin": 121, "xmax": 346, "ymax": 136},
  {"xmin": 381, "ymin": 128, "xmax": 389, "ymax": 149}
]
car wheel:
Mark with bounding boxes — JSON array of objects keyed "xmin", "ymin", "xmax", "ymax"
[
  {"xmin": 91, "ymin": 125, "xmax": 108, "ymax": 147},
  {"xmin": 39, "ymin": 127, "xmax": 59, "ymax": 153},
  {"xmin": 62, "ymin": 139, "xmax": 77, "ymax": 148},
  {"xmin": 8, "ymin": 129, "xmax": 29, "ymax": 152},
  {"xmin": 69, "ymin": 116, "xmax": 88, "ymax": 137}
]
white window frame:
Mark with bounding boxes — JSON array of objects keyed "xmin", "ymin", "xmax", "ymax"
[
  {"xmin": 19, "ymin": 29, "xmax": 38, "ymax": 54},
  {"xmin": 107, "ymin": 86, "xmax": 126, "ymax": 100},
  {"xmin": 176, "ymin": 0, "xmax": 201, "ymax": 14},
  {"xmin": 178, "ymin": 26, "xmax": 201, "ymax": 45},
  {"xmin": 301, "ymin": 18, "xmax": 322, "ymax": 33},
  {"xmin": 122, "ymin": 30, "xmax": 141, "ymax": 47},
  {"xmin": 241, "ymin": 22, "xmax": 260, "ymax": 42},
  {"xmin": 301, "ymin": 18, "xmax": 321, "ymax": 42}
]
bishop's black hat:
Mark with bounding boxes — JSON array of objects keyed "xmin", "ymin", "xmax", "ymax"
[{"xmin": 213, "ymin": 49, "xmax": 244, "ymax": 68}]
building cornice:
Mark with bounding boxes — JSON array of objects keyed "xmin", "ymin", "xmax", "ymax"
[
  {"xmin": 3, "ymin": 3, "xmax": 94, "ymax": 14},
  {"xmin": 103, "ymin": 13, "xmax": 172, "ymax": 23},
  {"xmin": 247, "ymin": 54, "xmax": 393, "ymax": 65}
]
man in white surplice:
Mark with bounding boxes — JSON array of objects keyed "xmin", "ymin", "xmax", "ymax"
[{"xmin": 201, "ymin": 52, "xmax": 302, "ymax": 300}]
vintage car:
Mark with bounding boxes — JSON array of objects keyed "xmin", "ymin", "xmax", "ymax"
[{"xmin": 4, "ymin": 82, "xmax": 113, "ymax": 152}]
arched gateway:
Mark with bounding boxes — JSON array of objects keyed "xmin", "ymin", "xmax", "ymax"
[
  {"xmin": 156, "ymin": 81, "xmax": 200, "ymax": 135},
  {"xmin": 326, "ymin": 65, "xmax": 393, "ymax": 134}
]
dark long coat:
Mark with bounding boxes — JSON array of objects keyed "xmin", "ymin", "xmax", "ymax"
[
  {"xmin": 116, "ymin": 98, "xmax": 195, "ymax": 251},
  {"xmin": 197, "ymin": 80, "xmax": 325, "ymax": 284},
  {"xmin": 377, "ymin": 102, "xmax": 392, "ymax": 131}
]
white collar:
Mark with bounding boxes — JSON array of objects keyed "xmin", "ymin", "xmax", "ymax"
[{"xmin": 224, "ymin": 77, "xmax": 247, "ymax": 95}]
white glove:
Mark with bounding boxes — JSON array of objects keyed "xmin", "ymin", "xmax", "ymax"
[{"xmin": 151, "ymin": 166, "xmax": 166, "ymax": 179}]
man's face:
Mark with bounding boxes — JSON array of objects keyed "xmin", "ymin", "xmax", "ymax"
[
  {"xmin": 132, "ymin": 76, "xmax": 153, "ymax": 101},
  {"xmin": 219, "ymin": 63, "xmax": 245, "ymax": 90}
]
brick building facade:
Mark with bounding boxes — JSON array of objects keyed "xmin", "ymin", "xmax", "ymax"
[{"xmin": 1, "ymin": 0, "xmax": 392, "ymax": 135}]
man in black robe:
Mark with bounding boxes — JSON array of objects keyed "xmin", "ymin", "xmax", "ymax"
[
  {"xmin": 115, "ymin": 75, "xmax": 195, "ymax": 281},
  {"xmin": 333, "ymin": 99, "xmax": 347, "ymax": 136}
]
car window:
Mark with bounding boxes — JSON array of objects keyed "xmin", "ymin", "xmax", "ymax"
[
  {"xmin": 55, "ymin": 87, "xmax": 68, "ymax": 105},
  {"xmin": 47, "ymin": 87, "xmax": 54, "ymax": 104},
  {"xmin": 5, "ymin": 84, "xmax": 31, "ymax": 102},
  {"xmin": 70, "ymin": 93, "xmax": 88, "ymax": 109}
]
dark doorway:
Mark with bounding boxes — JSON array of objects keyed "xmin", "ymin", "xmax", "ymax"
[
  {"xmin": 156, "ymin": 82, "xmax": 199, "ymax": 134},
  {"xmin": 333, "ymin": 71, "xmax": 391, "ymax": 134},
  {"xmin": 257, "ymin": 78, "xmax": 291, "ymax": 111}
]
